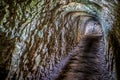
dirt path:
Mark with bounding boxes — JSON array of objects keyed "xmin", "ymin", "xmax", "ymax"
[{"xmin": 55, "ymin": 35, "xmax": 113, "ymax": 80}]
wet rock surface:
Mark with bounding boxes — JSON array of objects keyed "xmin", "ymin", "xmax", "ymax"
[{"xmin": 56, "ymin": 35, "xmax": 113, "ymax": 80}]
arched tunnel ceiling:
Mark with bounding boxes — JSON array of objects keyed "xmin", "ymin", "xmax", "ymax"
[
  {"xmin": 0, "ymin": 0, "xmax": 120, "ymax": 80},
  {"xmin": 59, "ymin": 1, "xmax": 113, "ymax": 35}
]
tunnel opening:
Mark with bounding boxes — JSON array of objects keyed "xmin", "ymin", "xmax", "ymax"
[
  {"xmin": 83, "ymin": 17, "xmax": 103, "ymax": 36},
  {"xmin": 55, "ymin": 17, "xmax": 113, "ymax": 80}
]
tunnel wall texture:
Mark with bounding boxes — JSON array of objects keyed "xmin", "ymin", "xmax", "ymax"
[
  {"xmin": 0, "ymin": 0, "xmax": 83, "ymax": 79},
  {"xmin": 108, "ymin": 2, "xmax": 120, "ymax": 80},
  {"xmin": 0, "ymin": 0, "xmax": 120, "ymax": 80}
]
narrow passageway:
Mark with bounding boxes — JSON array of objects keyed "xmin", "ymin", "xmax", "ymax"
[
  {"xmin": 0, "ymin": 0, "xmax": 119, "ymax": 80},
  {"xmin": 55, "ymin": 35, "xmax": 112, "ymax": 80}
]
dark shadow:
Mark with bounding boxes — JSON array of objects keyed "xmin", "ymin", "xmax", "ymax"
[{"xmin": 0, "ymin": 31, "xmax": 15, "ymax": 80}]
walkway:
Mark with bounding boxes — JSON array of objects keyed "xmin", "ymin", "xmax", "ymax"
[{"xmin": 55, "ymin": 35, "xmax": 113, "ymax": 80}]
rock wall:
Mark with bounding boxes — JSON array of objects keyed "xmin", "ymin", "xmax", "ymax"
[
  {"xmin": 108, "ymin": 2, "xmax": 120, "ymax": 80},
  {"xmin": 0, "ymin": 0, "xmax": 83, "ymax": 79},
  {"xmin": 0, "ymin": 0, "xmax": 120, "ymax": 80}
]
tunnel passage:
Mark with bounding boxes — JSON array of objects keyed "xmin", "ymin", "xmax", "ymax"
[
  {"xmin": 55, "ymin": 19, "xmax": 113, "ymax": 80},
  {"xmin": 0, "ymin": 0, "xmax": 118, "ymax": 80}
]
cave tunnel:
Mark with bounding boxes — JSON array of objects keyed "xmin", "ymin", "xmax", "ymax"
[{"xmin": 0, "ymin": 0, "xmax": 120, "ymax": 80}]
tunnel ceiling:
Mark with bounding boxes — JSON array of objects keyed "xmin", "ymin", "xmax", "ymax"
[{"xmin": 0, "ymin": 0, "xmax": 120, "ymax": 80}]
